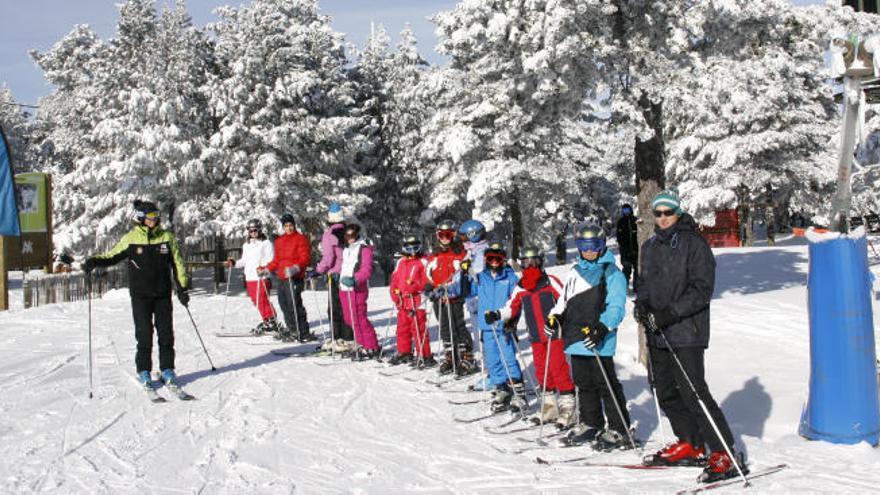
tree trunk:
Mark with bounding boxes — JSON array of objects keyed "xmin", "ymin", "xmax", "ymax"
[
  {"xmin": 765, "ymin": 184, "xmax": 776, "ymax": 247},
  {"xmin": 509, "ymin": 187, "xmax": 524, "ymax": 261},
  {"xmin": 634, "ymin": 94, "xmax": 665, "ymax": 367}
]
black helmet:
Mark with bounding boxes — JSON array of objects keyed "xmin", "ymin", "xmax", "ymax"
[
  {"xmin": 436, "ymin": 219, "xmax": 457, "ymax": 232},
  {"xmin": 132, "ymin": 200, "xmax": 160, "ymax": 224},
  {"xmin": 574, "ymin": 223, "xmax": 606, "ymax": 254},
  {"xmin": 280, "ymin": 213, "xmax": 296, "ymax": 226},
  {"xmin": 246, "ymin": 218, "xmax": 263, "ymax": 231},
  {"xmin": 401, "ymin": 233, "xmax": 422, "ymax": 255},
  {"xmin": 519, "ymin": 246, "xmax": 544, "ymax": 267}
]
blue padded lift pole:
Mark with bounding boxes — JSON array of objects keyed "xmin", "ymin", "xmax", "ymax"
[{"xmin": 799, "ymin": 234, "xmax": 879, "ymax": 445}]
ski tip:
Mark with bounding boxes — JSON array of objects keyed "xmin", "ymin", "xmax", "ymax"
[
  {"xmin": 211, "ymin": 367, "xmax": 217, "ymax": 372},
  {"xmin": 535, "ymin": 457, "xmax": 550, "ymax": 465}
]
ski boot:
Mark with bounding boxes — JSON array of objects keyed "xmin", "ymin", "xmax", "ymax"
[
  {"xmin": 251, "ymin": 320, "xmax": 267, "ymax": 335},
  {"xmin": 387, "ymin": 353, "xmax": 414, "ymax": 366},
  {"xmin": 137, "ymin": 370, "xmax": 152, "ymax": 387},
  {"xmin": 455, "ymin": 351, "xmax": 480, "ymax": 377},
  {"xmin": 275, "ymin": 329, "xmax": 297, "ymax": 342},
  {"xmin": 438, "ymin": 350, "xmax": 455, "ymax": 375},
  {"xmin": 490, "ymin": 385, "xmax": 512, "ymax": 413},
  {"xmin": 160, "ymin": 368, "xmax": 180, "ymax": 387},
  {"xmin": 508, "ymin": 381, "xmax": 529, "ymax": 414},
  {"xmin": 643, "ymin": 439, "xmax": 707, "ymax": 467},
  {"xmin": 593, "ymin": 428, "xmax": 636, "ymax": 452},
  {"xmin": 530, "ymin": 391, "xmax": 559, "ymax": 424},
  {"xmin": 698, "ymin": 452, "xmax": 748, "ymax": 483},
  {"xmin": 560, "ymin": 423, "xmax": 601, "ymax": 446},
  {"xmin": 417, "ymin": 355, "xmax": 438, "ymax": 369},
  {"xmin": 264, "ymin": 317, "xmax": 281, "ymax": 332},
  {"xmin": 297, "ymin": 331, "xmax": 318, "ymax": 343},
  {"xmin": 554, "ymin": 392, "xmax": 577, "ymax": 430}
]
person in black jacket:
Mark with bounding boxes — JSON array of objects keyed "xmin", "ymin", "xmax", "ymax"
[
  {"xmin": 615, "ymin": 204, "xmax": 638, "ymax": 292},
  {"xmin": 635, "ymin": 189, "xmax": 745, "ymax": 483}
]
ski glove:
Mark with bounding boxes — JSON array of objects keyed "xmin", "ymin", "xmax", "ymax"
[
  {"xmin": 83, "ymin": 257, "xmax": 97, "ymax": 274},
  {"xmin": 484, "ymin": 310, "xmax": 501, "ymax": 325},
  {"xmin": 225, "ymin": 257, "xmax": 236, "ymax": 268},
  {"xmin": 177, "ymin": 289, "xmax": 190, "ymax": 307},
  {"xmin": 305, "ymin": 268, "xmax": 318, "ymax": 280},
  {"xmin": 256, "ymin": 267, "xmax": 270, "ymax": 278},
  {"xmin": 644, "ymin": 308, "xmax": 677, "ymax": 334},
  {"xmin": 285, "ymin": 265, "xmax": 301, "ymax": 277},
  {"xmin": 582, "ymin": 322, "xmax": 609, "ymax": 349},
  {"xmin": 341, "ymin": 276, "xmax": 356, "ymax": 288},
  {"xmin": 544, "ymin": 314, "xmax": 562, "ymax": 339}
]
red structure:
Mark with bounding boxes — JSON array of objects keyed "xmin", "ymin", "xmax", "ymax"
[{"xmin": 699, "ymin": 209, "xmax": 740, "ymax": 248}]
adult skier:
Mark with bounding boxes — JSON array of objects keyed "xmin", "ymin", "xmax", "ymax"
[
  {"xmin": 388, "ymin": 234, "xmax": 435, "ymax": 367},
  {"xmin": 339, "ymin": 223, "xmax": 380, "ymax": 360},
  {"xmin": 83, "ymin": 200, "xmax": 189, "ymax": 388},
  {"xmin": 546, "ymin": 223, "xmax": 633, "ymax": 450},
  {"xmin": 489, "ymin": 247, "xmax": 575, "ymax": 426},
  {"xmin": 616, "ymin": 203, "xmax": 639, "ymax": 292},
  {"xmin": 425, "ymin": 219, "xmax": 477, "ymax": 375},
  {"xmin": 261, "ymin": 213, "xmax": 313, "ymax": 342},
  {"xmin": 311, "ymin": 203, "xmax": 355, "ymax": 354},
  {"xmin": 636, "ymin": 189, "xmax": 746, "ymax": 482},
  {"xmin": 225, "ymin": 219, "xmax": 279, "ymax": 334}
]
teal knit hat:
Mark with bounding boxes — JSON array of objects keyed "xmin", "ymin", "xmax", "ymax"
[{"xmin": 652, "ymin": 188, "xmax": 683, "ymax": 215}]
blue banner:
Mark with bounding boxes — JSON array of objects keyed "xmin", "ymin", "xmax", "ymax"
[{"xmin": 0, "ymin": 125, "xmax": 21, "ymax": 236}]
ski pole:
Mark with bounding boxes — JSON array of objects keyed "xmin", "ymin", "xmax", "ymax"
[
  {"xmin": 378, "ymin": 305, "xmax": 394, "ymax": 361},
  {"xmin": 409, "ymin": 293, "xmax": 430, "ymax": 366},
  {"xmin": 645, "ymin": 347, "xmax": 669, "ymax": 445},
  {"xmin": 657, "ymin": 330, "xmax": 750, "ymax": 486},
  {"xmin": 220, "ymin": 265, "xmax": 232, "ymax": 329},
  {"xmin": 310, "ymin": 277, "xmax": 327, "ymax": 342},
  {"xmin": 286, "ymin": 274, "xmax": 302, "ymax": 339},
  {"xmin": 86, "ymin": 272, "xmax": 94, "ymax": 399},
  {"xmin": 443, "ymin": 286, "xmax": 458, "ymax": 376},
  {"xmin": 183, "ymin": 304, "xmax": 217, "ymax": 371},
  {"xmin": 490, "ymin": 320, "xmax": 521, "ymax": 405},
  {"xmin": 345, "ymin": 282, "xmax": 359, "ymax": 354},
  {"xmin": 537, "ymin": 334, "xmax": 554, "ymax": 442},
  {"xmin": 590, "ymin": 350, "xmax": 639, "ymax": 451},
  {"xmin": 327, "ymin": 274, "xmax": 336, "ymax": 358}
]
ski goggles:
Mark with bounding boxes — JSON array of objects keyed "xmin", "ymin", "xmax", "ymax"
[
  {"xmin": 653, "ymin": 209, "xmax": 677, "ymax": 218},
  {"xmin": 576, "ymin": 237, "xmax": 606, "ymax": 253},
  {"xmin": 436, "ymin": 229, "xmax": 456, "ymax": 242},
  {"xmin": 621, "ymin": 207, "xmax": 633, "ymax": 215},
  {"xmin": 485, "ymin": 253, "xmax": 506, "ymax": 264},
  {"xmin": 136, "ymin": 210, "xmax": 161, "ymax": 222},
  {"xmin": 401, "ymin": 243, "xmax": 421, "ymax": 255}
]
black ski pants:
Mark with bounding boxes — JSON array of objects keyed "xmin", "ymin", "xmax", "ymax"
[
  {"xmin": 277, "ymin": 277, "xmax": 309, "ymax": 337},
  {"xmin": 328, "ymin": 274, "xmax": 354, "ymax": 341},
  {"xmin": 571, "ymin": 354, "xmax": 630, "ymax": 434},
  {"xmin": 621, "ymin": 255, "xmax": 637, "ymax": 288},
  {"xmin": 132, "ymin": 295, "xmax": 174, "ymax": 373},
  {"xmin": 432, "ymin": 298, "xmax": 473, "ymax": 356},
  {"xmin": 649, "ymin": 345, "xmax": 735, "ymax": 453}
]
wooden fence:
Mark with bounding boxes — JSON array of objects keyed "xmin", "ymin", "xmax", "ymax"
[{"xmin": 22, "ymin": 266, "xmax": 129, "ymax": 309}]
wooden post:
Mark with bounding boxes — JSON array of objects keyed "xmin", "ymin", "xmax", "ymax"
[{"xmin": 0, "ymin": 236, "xmax": 7, "ymax": 311}]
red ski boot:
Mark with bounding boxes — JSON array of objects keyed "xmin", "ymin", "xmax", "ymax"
[{"xmin": 643, "ymin": 440, "xmax": 706, "ymax": 467}]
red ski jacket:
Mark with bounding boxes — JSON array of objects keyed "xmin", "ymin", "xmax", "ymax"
[
  {"xmin": 390, "ymin": 256, "xmax": 431, "ymax": 310},
  {"xmin": 266, "ymin": 231, "xmax": 311, "ymax": 280}
]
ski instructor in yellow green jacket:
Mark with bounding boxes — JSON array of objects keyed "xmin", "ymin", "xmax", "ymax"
[{"xmin": 83, "ymin": 200, "xmax": 189, "ymax": 387}]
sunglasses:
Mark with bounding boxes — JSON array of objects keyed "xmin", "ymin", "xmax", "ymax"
[
  {"xmin": 485, "ymin": 253, "xmax": 505, "ymax": 264},
  {"xmin": 248, "ymin": 228, "xmax": 259, "ymax": 233},
  {"xmin": 653, "ymin": 209, "xmax": 677, "ymax": 218},
  {"xmin": 576, "ymin": 238, "xmax": 605, "ymax": 253}
]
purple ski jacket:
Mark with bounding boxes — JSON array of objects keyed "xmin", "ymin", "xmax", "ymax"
[{"xmin": 315, "ymin": 223, "xmax": 345, "ymax": 275}]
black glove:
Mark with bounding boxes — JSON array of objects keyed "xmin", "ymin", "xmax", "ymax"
[
  {"xmin": 177, "ymin": 289, "xmax": 190, "ymax": 307},
  {"xmin": 644, "ymin": 307, "xmax": 677, "ymax": 334},
  {"xmin": 633, "ymin": 300, "xmax": 649, "ymax": 324},
  {"xmin": 83, "ymin": 257, "xmax": 97, "ymax": 274},
  {"xmin": 305, "ymin": 268, "xmax": 318, "ymax": 280},
  {"xmin": 484, "ymin": 310, "xmax": 501, "ymax": 325},
  {"xmin": 583, "ymin": 322, "xmax": 610, "ymax": 349},
  {"xmin": 544, "ymin": 314, "xmax": 562, "ymax": 339},
  {"xmin": 423, "ymin": 283, "xmax": 434, "ymax": 298}
]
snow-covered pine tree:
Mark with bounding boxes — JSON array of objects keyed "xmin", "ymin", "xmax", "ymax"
[
  {"xmin": 206, "ymin": 0, "xmax": 371, "ymax": 241},
  {"xmin": 0, "ymin": 87, "xmax": 40, "ymax": 173}
]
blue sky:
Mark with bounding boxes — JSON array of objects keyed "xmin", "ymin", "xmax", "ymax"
[{"xmin": 0, "ymin": 0, "xmax": 825, "ymax": 105}]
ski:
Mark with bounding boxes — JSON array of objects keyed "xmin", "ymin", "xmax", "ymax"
[
  {"xmin": 165, "ymin": 383, "xmax": 196, "ymax": 401},
  {"xmin": 482, "ymin": 415, "xmax": 526, "ymax": 433},
  {"xmin": 379, "ymin": 367, "xmax": 417, "ymax": 377},
  {"xmin": 215, "ymin": 332, "xmax": 261, "ymax": 338},
  {"xmin": 270, "ymin": 345, "xmax": 324, "ymax": 357},
  {"xmin": 516, "ymin": 429, "xmax": 568, "ymax": 444},
  {"xmin": 453, "ymin": 411, "xmax": 501, "ymax": 423},
  {"xmin": 676, "ymin": 464, "xmax": 788, "ymax": 494},
  {"xmin": 144, "ymin": 384, "xmax": 167, "ymax": 403},
  {"xmin": 448, "ymin": 398, "xmax": 483, "ymax": 405},
  {"xmin": 535, "ymin": 456, "xmax": 672, "ymax": 469}
]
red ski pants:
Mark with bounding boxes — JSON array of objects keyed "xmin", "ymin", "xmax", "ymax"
[
  {"xmin": 246, "ymin": 279, "xmax": 275, "ymax": 320},
  {"xmin": 531, "ymin": 339, "xmax": 574, "ymax": 393},
  {"xmin": 396, "ymin": 308, "xmax": 431, "ymax": 357}
]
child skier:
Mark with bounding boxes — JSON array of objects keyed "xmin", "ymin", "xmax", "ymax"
[
  {"xmin": 225, "ymin": 219, "xmax": 280, "ymax": 334},
  {"xmin": 461, "ymin": 241, "xmax": 527, "ymax": 413},
  {"xmin": 339, "ymin": 223, "xmax": 380, "ymax": 361},
  {"xmin": 487, "ymin": 247, "xmax": 576, "ymax": 427},
  {"xmin": 425, "ymin": 219, "xmax": 477, "ymax": 376},
  {"xmin": 388, "ymin": 234, "xmax": 436, "ymax": 367},
  {"xmin": 547, "ymin": 223, "xmax": 634, "ymax": 450}
]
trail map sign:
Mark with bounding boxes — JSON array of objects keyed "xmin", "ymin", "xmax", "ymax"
[{"xmin": 3, "ymin": 173, "xmax": 53, "ymax": 270}]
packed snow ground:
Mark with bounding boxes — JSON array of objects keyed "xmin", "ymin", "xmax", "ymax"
[{"xmin": 1, "ymin": 236, "xmax": 880, "ymax": 494}]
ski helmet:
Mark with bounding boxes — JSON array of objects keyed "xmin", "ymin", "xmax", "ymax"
[
  {"xmin": 574, "ymin": 223, "xmax": 606, "ymax": 254},
  {"xmin": 132, "ymin": 200, "xmax": 160, "ymax": 224},
  {"xmin": 621, "ymin": 204, "xmax": 634, "ymax": 216},
  {"xmin": 436, "ymin": 219, "xmax": 457, "ymax": 243},
  {"xmin": 280, "ymin": 213, "xmax": 296, "ymax": 226},
  {"xmin": 458, "ymin": 219, "xmax": 486, "ymax": 242},
  {"xmin": 484, "ymin": 241, "xmax": 507, "ymax": 265},
  {"xmin": 401, "ymin": 233, "xmax": 422, "ymax": 255},
  {"xmin": 246, "ymin": 218, "xmax": 263, "ymax": 232},
  {"xmin": 519, "ymin": 246, "xmax": 544, "ymax": 268}
]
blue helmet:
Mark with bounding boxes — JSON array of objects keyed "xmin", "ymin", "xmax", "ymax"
[{"xmin": 458, "ymin": 219, "xmax": 486, "ymax": 242}]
